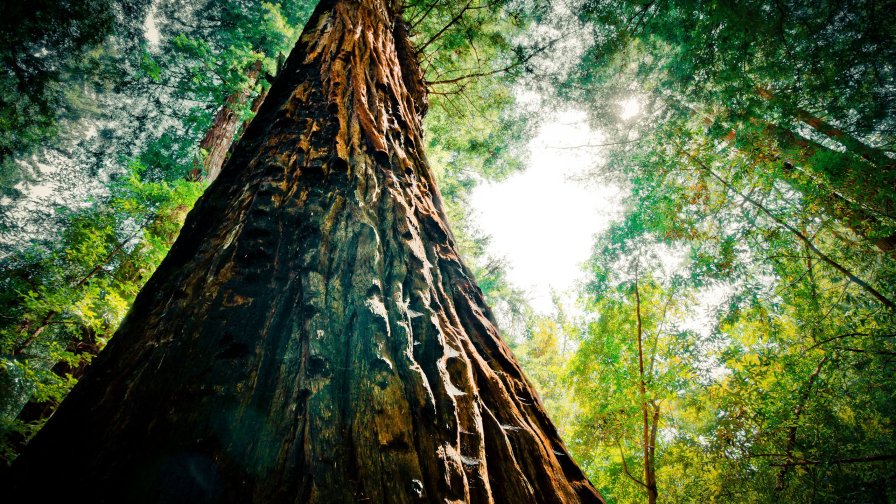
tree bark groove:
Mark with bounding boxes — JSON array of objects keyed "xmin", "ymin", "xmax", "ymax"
[{"xmin": 4, "ymin": 1, "xmax": 603, "ymax": 502}]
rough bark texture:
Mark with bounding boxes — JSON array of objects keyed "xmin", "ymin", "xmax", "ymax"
[
  {"xmin": 194, "ymin": 60, "xmax": 265, "ymax": 183},
  {"xmin": 4, "ymin": 1, "xmax": 604, "ymax": 502}
]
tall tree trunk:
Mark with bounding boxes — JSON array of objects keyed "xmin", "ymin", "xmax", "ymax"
[
  {"xmin": 193, "ymin": 60, "xmax": 265, "ymax": 183},
  {"xmin": 634, "ymin": 279, "xmax": 658, "ymax": 504},
  {"xmin": 4, "ymin": 1, "xmax": 603, "ymax": 502}
]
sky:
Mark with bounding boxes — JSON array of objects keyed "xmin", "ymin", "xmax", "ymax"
[
  {"xmin": 470, "ymin": 103, "xmax": 736, "ymax": 343},
  {"xmin": 143, "ymin": 6, "xmax": 162, "ymax": 48},
  {"xmin": 471, "ymin": 109, "xmax": 626, "ymax": 313}
]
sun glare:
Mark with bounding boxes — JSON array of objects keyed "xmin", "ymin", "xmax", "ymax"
[
  {"xmin": 471, "ymin": 111, "xmax": 621, "ymax": 313},
  {"xmin": 619, "ymin": 97, "xmax": 640, "ymax": 120}
]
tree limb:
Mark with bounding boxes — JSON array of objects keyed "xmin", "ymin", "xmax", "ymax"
[{"xmin": 681, "ymin": 148, "xmax": 896, "ymax": 310}]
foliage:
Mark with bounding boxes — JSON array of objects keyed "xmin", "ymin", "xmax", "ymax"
[
  {"xmin": 0, "ymin": 156, "xmax": 204, "ymax": 462},
  {"xmin": 0, "ymin": 0, "xmax": 313, "ymax": 463},
  {"xmin": 0, "ymin": 0, "xmax": 150, "ymax": 205},
  {"xmin": 519, "ymin": 161, "xmax": 896, "ymax": 499},
  {"xmin": 6, "ymin": 1, "xmax": 892, "ymax": 501},
  {"xmin": 509, "ymin": 1, "xmax": 896, "ymax": 501}
]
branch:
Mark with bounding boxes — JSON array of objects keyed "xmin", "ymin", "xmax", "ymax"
[
  {"xmin": 426, "ymin": 53, "xmax": 532, "ymax": 87},
  {"xmin": 756, "ymin": 87, "xmax": 894, "ymax": 168},
  {"xmin": 426, "ymin": 31, "xmax": 570, "ymax": 88},
  {"xmin": 407, "ymin": 0, "xmax": 443, "ymax": 31},
  {"xmin": 681, "ymin": 148, "xmax": 896, "ymax": 310},
  {"xmin": 776, "ymin": 356, "xmax": 828, "ymax": 490},
  {"xmin": 831, "ymin": 346, "xmax": 896, "ymax": 357},
  {"xmin": 547, "ymin": 138, "xmax": 643, "ymax": 150},
  {"xmin": 647, "ymin": 285, "xmax": 678, "ymax": 378},
  {"xmin": 615, "ymin": 437, "xmax": 648, "ymax": 489},
  {"xmin": 804, "ymin": 332, "xmax": 895, "ymax": 352},
  {"xmin": 415, "ymin": 0, "xmax": 475, "ymax": 55},
  {"xmin": 771, "ymin": 454, "xmax": 896, "ymax": 467}
]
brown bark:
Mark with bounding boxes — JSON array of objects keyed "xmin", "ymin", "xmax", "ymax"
[
  {"xmin": 190, "ymin": 60, "xmax": 265, "ymax": 184},
  {"xmin": 634, "ymin": 279, "xmax": 658, "ymax": 504},
  {"xmin": 4, "ymin": 1, "xmax": 603, "ymax": 502}
]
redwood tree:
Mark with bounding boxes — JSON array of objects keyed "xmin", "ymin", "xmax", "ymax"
[{"xmin": 4, "ymin": 0, "xmax": 604, "ymax": 501}]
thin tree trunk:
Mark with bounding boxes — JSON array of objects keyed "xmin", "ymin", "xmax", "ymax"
[
  {"xmin": 757, "ymin": 120, "xmax": 896, "ymax": 252},
  {"xmin": 634, "ymin": 278, "xmax": 658, "ymax": 504},
  {"xmin": 756, "ymin": 87, "xmax": 895, "ymax": 169},
  {"xmin": 11, "ymin": 326, "xmax": 100, "ymax": 444},
  {"xmin": 4, "ymin": 1, "xmax": 603, "ymax": 502},
  {"xmin": 11, "ymin": 231, "xmax": 137, "ymax": 357},
  {"xmin": 683, "ymin": 148, "xmax": 896, "ymax": 310},
  {"xmin": 647, "ymin": 402, "xmax": 659, "ymax": 504},
  {"xmin": 775, "ymin": 356, "xmax": 828, "ymax": 490},
  {"xmin": 676, "ymin": 94, "xmax": 896, "ymax": 250}
]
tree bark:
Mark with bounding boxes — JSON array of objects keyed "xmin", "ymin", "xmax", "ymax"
[
  {"xmin": 192, "ymin": 60, "xmax": 265, "ymax": 184},
  {"xmin": 4, "ymin": 1, "xmax": 603, "ymax": 502},
  {"xmin": 633, "ymin": 279, "xmax": 658, "ymax": 504}
]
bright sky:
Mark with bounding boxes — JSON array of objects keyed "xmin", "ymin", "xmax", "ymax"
[
  {"xmin": 471, "ymin": 110, "xmax": 625, "ymax": 313},
  {"xmin": 144, "ymin": 6, "xmax": 161, "ymax": 48}
]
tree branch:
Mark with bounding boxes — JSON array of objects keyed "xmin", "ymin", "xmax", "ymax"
[
  {"xmin": 770, "ymin": 454, "xmax": 896, "ymax": 467},
  {"xmin": 615, "ymin": 437, "xmax": 648, "ymax": 489},
  {"xmin": 415, "ymin": 0, "xmax": 475, "ymax": 55},
  {"xmin": 681, "ymin": 148, "xmax": 896, "ymax": 310},
  {"xmin": 776, "ymin": 356, "xmax": 828, "ymax": 490}
]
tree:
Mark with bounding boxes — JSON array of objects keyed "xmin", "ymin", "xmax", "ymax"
[
  {"xmin": 0, "ymin": 66, "xmax": 262, "ymax": 460},
  {"xmin": 3, "ymin": 0, "xmax": 603, "ymax": 501}
]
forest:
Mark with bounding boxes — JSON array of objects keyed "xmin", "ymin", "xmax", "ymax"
[{"xmin": 0, "ymin": 0, "xmax": 894, "ymax": 502}]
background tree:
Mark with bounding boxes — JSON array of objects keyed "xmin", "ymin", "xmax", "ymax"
[{"xmin": 0, "ymin": 0, "xmax": 313, "ymax": 462}]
